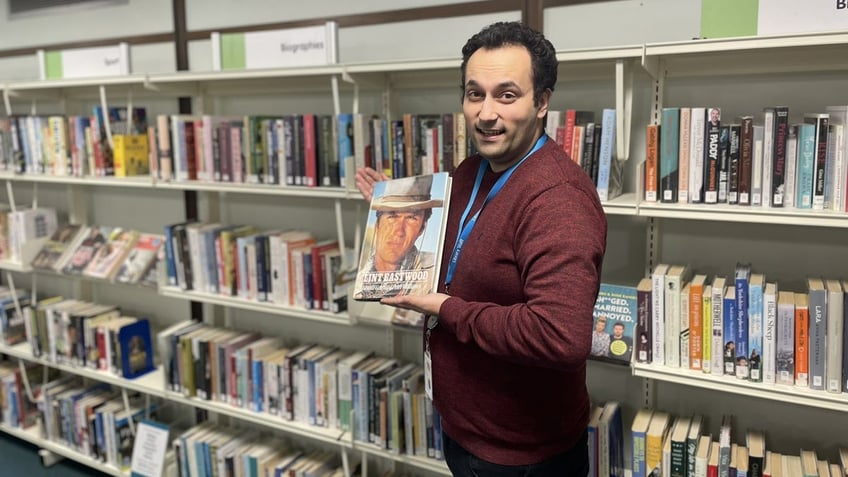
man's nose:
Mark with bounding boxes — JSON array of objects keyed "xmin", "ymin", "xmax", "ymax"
[{"xmin": 478, "ymin": 96, "xmax": 498, "ymax": 121}]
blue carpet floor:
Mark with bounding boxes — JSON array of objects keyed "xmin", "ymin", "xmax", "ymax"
[{"xmin": 0, "ymin": 431, "xmax": 110, "ymax": 477}]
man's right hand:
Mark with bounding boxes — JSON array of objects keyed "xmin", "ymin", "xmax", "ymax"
[{"xmin": 354, "ymin": 167, "xmax": 389, "ymax": 202}]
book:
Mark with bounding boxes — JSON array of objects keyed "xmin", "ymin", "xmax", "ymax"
[
  {"xmin": 353, "ymin": 173, "xmax": 451, "ymax": 301},
  {"xmin": 113, "ymin": 233, "xmax": 164, "ymax": 284},
  {"xmin": 62, "ymin": 226, "xmax": 112, "ymax": 275},
  {"xmin": 776, "ymin": 290, "xmax": 796, "ymax": 385},
  {"xmin": 83, "ymin": 228, "xmax": 138, "ymax": 280},
  {"xmin": 795, "ymin": 292, "xmax": 810, "ymax": 387},
  {"xmin": 116, "ymin": 318, "xmax": 154, "ymax": 379},
  {"xmin": 631, "ymin": 408, "xmax": 654, "ymax": 477},
  {"xmin": 635, "ymin": 277, "xmax": 653, "ymax": 364},
  {"xmin": 807, "ymin": 277, "xmax": 827, "ymax": 391},
  {"xmin": 30, "ymin": 224, "xmax": 85, "ymax": 271},
  {"xmin": 825, "ymin": 279, "xmax": 843, "ymax": 393},
  {"xmin": 591, "ymin": 283, "xmax": 637, "ymax": 364},
  {"xmin": 646, "ymin": 411, "xmax": 671, "ymax": 476}
]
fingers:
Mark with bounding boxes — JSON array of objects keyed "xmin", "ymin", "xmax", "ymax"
[{"xmin": 354, "ymin": 167, "xmax": 389, "ymax": 202}]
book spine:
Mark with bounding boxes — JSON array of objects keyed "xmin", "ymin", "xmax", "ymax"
[
  {"xmin": 703, "ymin": 108, "xmax": 721, "ymax": 204},
  {"xmin": 748, "ymin": 280, "xmax": 763, "ymax": 382},
  {"xmin": 678, "ymin": 107, "xmax": 691, "ymax": 203},
  {"xmin": 690, "ymin": 282, "xmax": 704, "ymax": 370},
  {"xmin": 660, "ymin": 109, "xmax": 680, "ymax": 203},
  {"xmin": 636, "ymin": 286, "xmax": 652, "ymax": 364},
  {"xmin": 595, "ymin": 109, "xmax": 616, "ymax": 202},
  {"xmin": 795, "ymin": 295, "xmax": 810, "ymax": 387},
  {"xmin": 808, "ymin": 286, "xmax": 827, "ymax": 390},
  {"xmin": 796, "ymin": 123, "xmax": 816, "ymax": 208},
  {"xmin": 826, "ymin": 284, "xmax": 843, "ymax": 393},
  {"xmin": 645, "ymin": 124, "xmax": 659, "ymax": 202},
  {"xmin": 689, "ymin": 107, "xmax": 705, "ymax": 203},
  {"xmin": 771, "ymin": 107, "xmax": 789, "ymax": 206},
  {"xmin": 723, "ymin": 290, "xmax": 736, "ymax": 376},
  {"xmin": 762, "ymin": 286, "xmax": 777, "ymax": 385},
  {"xmin": 738, "ymin": 117, "xmax": 754, "ymax": 205},
  {"xmin": 735, "ymin": 268, "xmax": 750, "ymax": 379}
]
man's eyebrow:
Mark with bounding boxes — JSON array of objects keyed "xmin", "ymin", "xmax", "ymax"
[{"xmin": 464, "ymin": 80, "xmax": 521, "ymax": 90}]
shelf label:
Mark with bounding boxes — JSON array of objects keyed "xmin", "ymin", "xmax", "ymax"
[
  {"xmin": 702, "ymin": 0, "xmax": 848, "ymax": 38},
  {"xmin": 211, "ymin": 21, "xmax": 338, "ymax": 71},
  {"xmin": 130, "ymin": 419, "xmax": 169, "ymax": 477},
  {"xmin": 37, "ymin": 43, "xmax": 130, "ymax": 80}
]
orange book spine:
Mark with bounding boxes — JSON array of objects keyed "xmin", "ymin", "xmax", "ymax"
[
  {"xmin": 645, "ymin": 124, "xmax": 659, "ymax": 202},
  {"xmin": 794, "ymin": 293, "xmax": 809, "ymax": 387},
  {"xmin": 689, "ymin": 281, "xmax": 704, "ymax": 370}
]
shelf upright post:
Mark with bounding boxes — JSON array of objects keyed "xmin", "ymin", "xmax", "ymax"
[{"xmin": 2, "ymin": 84, "xmax": 12, "ymax": 117}]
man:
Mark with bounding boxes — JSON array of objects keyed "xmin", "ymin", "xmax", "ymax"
[
  {"xmin": 591, "ymin": 315, "xmax": 611, "ymax": 357},
  {"xmin": 356, "ymin": 21, "xmax": 606, "ymax": 475},
  {"xmin": 609, "ymin": 321, "xmax": 633, "ymax": 362},
  {"xmin": 354, "ymin": 174, "xmax": 442, "ymax": 300}
]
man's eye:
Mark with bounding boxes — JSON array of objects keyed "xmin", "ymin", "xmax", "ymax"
[
  {"xmin": 465, "ymin": 91, "xmax": 482, "ymax": 100},
  {"xmin": 500, "ymin": 92, "xmax": 517, "ymax": 100}
]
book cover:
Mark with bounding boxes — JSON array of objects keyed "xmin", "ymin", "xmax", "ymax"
[
  {"xmin": 114, "ymin": 233, "xmax": 164, "ymax": 284},
  {"xmin": 62, "ymin": 226, "xmax": 112, "ymax": 275},
  {"xmin": 631, "ymin": 408, "xmax": 653, "ymax": 477},
  {"xmin": 83, "ymin": 228, "xmax": 139, "ymax": 280},
  {"xmin": 353, "ymin": 173, "xmax": 451, "ymax": 301},
  {"xmin": 30, "ymin": 223, "xmax": 84, "ymax": 271},
  {"xmin": 591, "ymin": 283, "xmax": 637, "ymax": 364},
  {"xmin": 762, "ymin": 282, "xmax": 778, "ymax": 385},
  {"xmin": 117, "ymin": 318, "xmax": 154, "ymax": 379}
]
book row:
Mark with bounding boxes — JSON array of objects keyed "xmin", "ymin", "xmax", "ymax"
[
  {"xmin": 164, "ymin": 222, "xmax": 353, "ymax": 313},
  {"xmin": 0, "ymin": 107, "xmax": 147, "ymax": 178},
  {"xmin": 31, "ymin": 222, "xmax": 163, "ymax": 285},
  {"xmin": 645, "ymin": 105, "xmax": 848, "ymax": 212},
  {"xmin": 23, "ymin": 296, "xmax": 156, "ymax": 380},
  {"xmin": 158, "ymin": 320, "xmax": 444, "ymax": 460},
  {"xmin": 636, "ymin": 264, "xmax": 848, "ymax": 394},
  {"xmin": 0, "ymin": 109, "xmax": 474, "ymax": 188},
  {"xmin": 630, "ymin": 408, "xmax": 847, "ymax": 477},
  {"xmin": 173, "ymin": 421, "xmax": 357, "ymax": 477},
  {"xmin": 546, "ymin": 108, "xmax": 624, "ymax": 201},
  {"xmin": 0, "ymin": 365, "xmax": 156, "ymax": 473}
]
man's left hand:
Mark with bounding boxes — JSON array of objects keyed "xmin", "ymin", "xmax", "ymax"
[{"xmin": 381, "ymin": 293, "xmax": 449, "ymax": 317}]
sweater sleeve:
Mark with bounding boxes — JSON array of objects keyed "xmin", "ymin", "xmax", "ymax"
[{"xmin": 438, "ymin": 183, "xmax": 606, "ymax": 369}]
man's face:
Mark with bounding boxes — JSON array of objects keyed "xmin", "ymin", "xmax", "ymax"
[
  {"xmin": 613, "ymin": 324, "xmax": 624, "ymax": 338},
  {"xmin": 710, "ymin": 108, "xmax": 719, "ymax": 123},
  {"xmin": 595, "ymin": 320, "xmax": 606, "ymax": 332},
  {"xmin": 373, "ymin": 210, "xmax": 427, "ymax": 271},
  {"xmin": 463, "ymin": 45, "xmax": 549, "ymax": 172}
]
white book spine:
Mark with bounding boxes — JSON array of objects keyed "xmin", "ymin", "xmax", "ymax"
[
  {"xmin": 762, "ymin": 109, "xmax": 775, "ymax": 208},
  {"xmin": 762, "ymin": 285, "xmax": 778, "ymax": 385},
  {"xmin": 826, "ymin": 283, "xmax": 844, "ymax": 393},
  {"xmin": 689, "ymin": 108, "xmax": 705, "ymax": 203},
  {"xmin": 652, "ymin": 268, "xmax": 666, "ymax": 365}
]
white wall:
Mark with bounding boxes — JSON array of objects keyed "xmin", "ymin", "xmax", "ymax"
[{"xmin": 544, "ymin": 0, "xmax": 702, "ymax": 50}]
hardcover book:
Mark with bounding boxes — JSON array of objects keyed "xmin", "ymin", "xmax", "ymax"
[{"xmin": 353, "ymin": 173, "xmax": 451, "ymax": 301}]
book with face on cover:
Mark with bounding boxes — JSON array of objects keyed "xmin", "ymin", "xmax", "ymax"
[
  {"xmin": 30, "ymin": 223, "xmax": 86, "ymax": 272},
  {"xmin": 353, "ymin": 173, "xmax": 451, "ymax": 301}
]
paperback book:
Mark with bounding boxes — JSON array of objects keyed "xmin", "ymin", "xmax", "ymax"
[{"xmin": 353, "ymin": 173, "xmax": 451, "ymax": 301}]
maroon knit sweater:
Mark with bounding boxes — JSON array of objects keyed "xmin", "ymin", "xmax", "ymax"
[{"xmin": 432, "ymin": 137, "xmax": 607, "ymax": 465}]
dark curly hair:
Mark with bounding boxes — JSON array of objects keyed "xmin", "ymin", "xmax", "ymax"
[{"xmin": 460, "ymin": 21, "xmax": 558, "ymax": 106}]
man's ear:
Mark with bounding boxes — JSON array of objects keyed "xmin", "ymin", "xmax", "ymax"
[{"xmin": 536, "ymin": 88, "xmax": 552, "ymax": 119}]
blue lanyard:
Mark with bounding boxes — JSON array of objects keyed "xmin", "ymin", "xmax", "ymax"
[{"xmin": 445, "ymin": 135, "xmax": 547, "ymax": 287}]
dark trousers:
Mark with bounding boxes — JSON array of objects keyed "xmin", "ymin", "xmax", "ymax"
[{"xmin": 443, "ymin": 431, "xmax": 589, "ymax": 477}]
